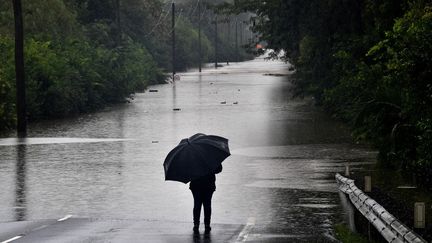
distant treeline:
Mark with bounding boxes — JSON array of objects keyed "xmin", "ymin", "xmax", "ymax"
[
  {"xmin": 229, "ymin": 1, "xmax": 432, "ymax": 183},
  {"xmin": 0, "ymin": 0, "xmax": 253, "ymax": 130}
]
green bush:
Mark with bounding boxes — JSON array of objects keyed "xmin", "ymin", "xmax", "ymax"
[
  {"xmin": 0, "ymin": 37, "xmax": 15, "ymax": 130},
  {"xmin": 0, "ymin": 35, "xmax": 165, "ymax": 123},
  {"xmin": 334, "ymin": 224, "xmax": 371, "ymax": 243},
  {"xmin": 0, "ymin": 0, "xmax": 252, "ymax": 132},
  {"xmin": 176, "ymin": 19, "xmax": 213, "ymax": 71}
]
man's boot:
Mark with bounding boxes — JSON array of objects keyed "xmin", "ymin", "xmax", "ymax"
[
  {"xmin": 193, "ymin": 222, "xmax": 199, "ymax": 234},
  {"xmin": 204, "ymin": 224, "xmax": 211, "ymax": 234}
]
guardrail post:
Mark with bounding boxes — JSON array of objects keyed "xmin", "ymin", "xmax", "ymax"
[
  {"xmin": 335, "ymin": 173, "xmax": 427, "ymax": 243},
  {"xmin": 414, "ymin": 202, "xmax": 426, "ymax": 229},
  {"xmin": 365, "ymin": 176, "xmax": 371, "ymax": 192},
  {"xmin": 368, "ymin": 221, "xmax": 371, "ymax": 241}
]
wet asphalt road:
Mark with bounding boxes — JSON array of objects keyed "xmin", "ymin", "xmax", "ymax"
[{"xmin": 0, "ymin": 58, "xmax": 376, "ymax": 242}]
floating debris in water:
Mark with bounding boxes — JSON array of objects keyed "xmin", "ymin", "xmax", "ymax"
[
  {"xmin": 263, "ymin": 73, "xmax": 289, "ymax": 77},
  {"xmin": 173, "ymin": 108, "xmax": 181, "ymax": 111},
  {"xmin": 149, "ymin": 89, "xmax": 158, "ymax": 92},
  {"xmin": 397, "ymin": 185, "xmax": 417, "ymax": 189},
  {"xmin": 152, "ymin": 141, "xmax": 159, "ymax": 144},
  {"xmin": 233, "ymin": 102, "xmax": 238, "ymax": 105},
  {"xmin": 292, "ymin": 204, "xmax": 338, "ymax": 209},
  {"xmin": 220, "ymin": 101, "xmax": 226, "ymax": 104}
]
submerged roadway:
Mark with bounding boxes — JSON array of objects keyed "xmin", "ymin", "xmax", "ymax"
[{"xmin": 0, "ymin": 57, "xmax": 376, "ymax": 242}]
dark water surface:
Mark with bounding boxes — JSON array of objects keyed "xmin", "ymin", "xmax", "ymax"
[{"xmin": 0, "ymin": 58, "xmax": 377, "ymax": 240}]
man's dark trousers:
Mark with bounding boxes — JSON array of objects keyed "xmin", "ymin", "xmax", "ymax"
[{"xmin": 192, "ymin": 189, "xmax": 214, "ymax": 226}]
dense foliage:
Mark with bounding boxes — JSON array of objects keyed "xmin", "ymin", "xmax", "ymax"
[
  {"xmin": 229, "ymin": 0, "xmax": 432, "ymax": 183},
  {"xmin": 0, "ymin": 0, "xmax": 253, "ymax": 131}
]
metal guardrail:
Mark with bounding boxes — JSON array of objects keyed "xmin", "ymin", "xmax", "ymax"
[{"xmin": 335, "ymin": 173, "xmax": 426, "ymax": 243}]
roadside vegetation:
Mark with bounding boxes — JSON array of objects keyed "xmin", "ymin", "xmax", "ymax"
[
  {"xmin": 334, "ymin": 224, "xmax": 372, "ymax": 243},
  {"xmin": 0, "ymin": 0, "xmax": 253, "ymax": 131},
  {"xmin": 227, "ymin": 0, "xmax": 432, "ymax": 188}
]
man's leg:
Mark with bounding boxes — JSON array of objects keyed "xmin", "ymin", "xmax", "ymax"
[
  {"xmin": 203, "ymin": 191, "xmax": 214, "ymax": 233},
  {"xmin": 192, "ymin": 190, "xmax": 203, "ymax": 232}
]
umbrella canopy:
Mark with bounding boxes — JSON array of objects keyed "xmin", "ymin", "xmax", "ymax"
[{"xmin": 164, "ymin": 133, "xmax": 230, "ymax": 183}]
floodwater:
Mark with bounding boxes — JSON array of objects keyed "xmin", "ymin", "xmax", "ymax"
[{"xmin": 0, "ymin": 58, "xmax": 377, "ymax": 241}]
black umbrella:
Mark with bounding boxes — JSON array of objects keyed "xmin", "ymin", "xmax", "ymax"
[{"xmin": 164, "ymin": 133, "xmax": 230, "ymax": 183}]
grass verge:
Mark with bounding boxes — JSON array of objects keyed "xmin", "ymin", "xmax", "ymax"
[{"xmin": 334, "ymin": 223, "xmax": 372, "ymax": 243}]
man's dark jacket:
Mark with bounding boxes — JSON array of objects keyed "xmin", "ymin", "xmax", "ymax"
[{"xmin": 189, "ymin": 165, "xmax": 222, "ymax": 192}]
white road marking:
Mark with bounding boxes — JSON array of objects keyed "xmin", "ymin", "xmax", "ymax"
[
  {"xmin": 1, "ymin": 215, "xmax": 72, "ymax": 243},
  {"xmin": 0, "ymin": 137, "xmax": 133, "ymax": 146},
  {"xmin": 58, "ymin": 214, "xmax": 73, "ymax": 222},
  {"xmin": 31, "ymin": 225, "xmax": 48, "ymax": 231},
  {"xmin": 235, "ymin": 217, "xmax": 256, "ymax": 242},
  {"xmin": 1, "ymin": 236, "xmax": 22, "ymax": 243}
]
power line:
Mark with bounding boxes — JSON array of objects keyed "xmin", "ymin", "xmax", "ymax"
[
  {"xmin": 176, "ymin": 0, "xmax": 199, "ymax": 19},
  {"xmin": 189, "ymin": 0, "xmax": 200, "ymax": 18},
  {"xmin": 167, "ymin": 8, "xmax": 184, "ymax": 36},
  {"xmin": 145, "ymin": 10, "xmax": 171, "ymax": 37},
  {"xmin": 144, "ymin": 1, "xmax": 172, "ymax": 37}
]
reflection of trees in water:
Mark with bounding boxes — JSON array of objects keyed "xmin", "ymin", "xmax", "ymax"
[
  {"xmin": 198, "ymin": 74, "xmax": 203, "ymax": 126},
  {"xmin": 171, "ymin": 83, "xmax": 179, "ymax": 139},
  {"xmin": 15, "ymin": 144, "xmax": 27, "ymax": 221}
]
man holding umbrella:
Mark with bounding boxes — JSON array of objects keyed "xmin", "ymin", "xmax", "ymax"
[
  {"xmin": 163, "ymin": 133, "xmax": 230, "ymax": 234},
  {"xmin": 190, "ymin": 163, "xmax": 222, "ymax": 234}
]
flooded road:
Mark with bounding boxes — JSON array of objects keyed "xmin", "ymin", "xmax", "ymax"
[{"xmin": 0, "ymin": 58, "xmax": 376, "ymax": 242}]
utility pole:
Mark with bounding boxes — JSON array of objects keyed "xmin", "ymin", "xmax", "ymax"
[
  {"xmin": 214, "ymin": 15, "xmax": 218, "ymax": 69},
  {"xmin": 172, "ymin": 2, "xmax": 176, "ymax": 81},
  {"xmin": 12, "ymin": 0, "xmax": 26, "ymax": 137},
  {"xmin": 227, "ymin": 18, "xmax": 230, "ymax": 46},
  {"xmin": 114, "ymin": 0, "xmax": 122, "ymax": 45},
  {"xmin": 198, "ymin": 0, "xmax": 201, "ymax": 72},
  {"xmin": 226, "ymin": 17, "xmax": 230, "ymax": 65},
  {"xmin": 239, "ymin": 21, "xmax": 243, "ymax": 47},
  {"xmin": 250, "ymin": 27, "xmax": 253, "ymax": 45},
  {"xmin": 235, "ymin": 18, "xmax": 239, "ymax": 62}
]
